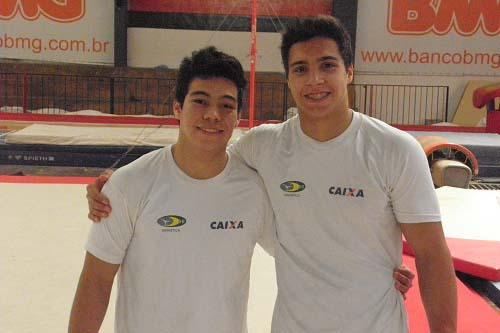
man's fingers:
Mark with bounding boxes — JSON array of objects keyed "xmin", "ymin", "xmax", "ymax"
[
  {"xmin": 96, "ymin": 170, "xmax": 113, "ymax": 191},
  {"xmin": 87, "ymin": 204, "xmax": 110, "ymax": 221},
  {"xmin": 396, "ymin": 265, "xmax": 415, "ymax": 279},
  {"xmin": 86, "ymin": 171, "xmax": 113, "ymax": 223},
  {"xmin": 394, "ymin": 281, "xmax": 407, "ymax": 300},
  {"xmin": 87, "ymin": 201, "xmax": 109, "ymax": 222},
  {"xmin": 87, "ymin": 196, "xmax": 111, "ymax": 217},
  {"xmin": 394, "ymin": 275, "xmax": 411, "ymax": 290},
  {"xmin": 103, "ymin": 169, "xmax": 114, "ymax": 178},
  {"xmin": 96, "ymin": 175, "xmax": 108, "ymax": 191},
  {"xmin": 88, "ymin": 212, "xmax": 101, "ymax": 223},
  {"xmin": 86, "ymin": 184, "xmax": 111, "ymax": 209},
  {"xmin": 393, "ymin": 268, "xmax": 413, "ymax": 298},
  {"xmin": 393, "ymin": 265, "xmax": 415, "ymax": 298},
  {"xmin": 394, "ymin": 271, "xmax": 411, "ymax": 297},
  {"xmin": 86, "ymin": 195, "xmax": 111, "ymax": 214},
  {"xmin": 393, "ymin": 271, "xmax": 413, "ymax": 289},
  {"xmin": 92, "ymin": 207, "xmax": 110, "ymax": 218},
  {"xmin": 89, "ymin": 198, "xmax": 111, "ymax": 214},
  {"xmin": 86, "ymin": 182, "xmax": 108, "ymax": 202}
]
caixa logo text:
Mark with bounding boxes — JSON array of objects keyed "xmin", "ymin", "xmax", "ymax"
[
  {"xmin": 210, "ymin": 221, "xmax": 244, "ymax": 230},
  {"xmin": 329, "ymin": 186, "xmax": 365, "ymax": 198},
  {"xmin": 0, "ymin": 0, "xmax": 85, "ymax": 22},
  {"xmin": 388, "ymin": 0, "xmax": 499, "ymax": 36}
]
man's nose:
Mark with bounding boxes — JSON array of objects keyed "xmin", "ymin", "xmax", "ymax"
[
  {"xmin": 306, "ymin": 69, "xmax": 324, "ymax": 85},
  {"xmin": 203, "ymin": 105, "xmax": 221, "ymax": 121}
]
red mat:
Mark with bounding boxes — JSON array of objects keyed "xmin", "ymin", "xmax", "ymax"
[
  {"xmin": 0, "ymin": 175, "xmax": 95, "ymax": 184},
  {"xmin": 403, "ymin": 255, "xmax": 500, "ymax": 332},
  {"xmin": 404, "ymin": 239, "xmax": 500, "ymax": 281}
]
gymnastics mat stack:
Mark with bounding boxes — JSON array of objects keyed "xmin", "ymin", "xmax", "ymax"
[
  {"xmin": 402, "ymin": 255, "xmax": 499, "ymax": 332},
  {"xmin": 404, "ymin": 186, "xmax": 500, "ymax": 318}
]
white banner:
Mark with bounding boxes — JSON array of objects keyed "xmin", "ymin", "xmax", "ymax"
[
  {"xmin": 0, "ymin": 0, "xmax": 114, "ymax": 65},
  {"xmin": 128, "ymin": 29, "xmax": 283, "ymax": 71},
  {"xmin": 355, "ymin": 0, "xmax": 499, "ymax": 76}
]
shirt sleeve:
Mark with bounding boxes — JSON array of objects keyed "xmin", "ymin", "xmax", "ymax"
[
  {"xmin": 85, "ymin": 176, "xmax": 136, "ymax": 264},
  {"xmin": 255, "ymin": 180, "xmax": 278, "ymax": 257},
  {"xmin": 228, "ymin": 127, "xmax": 258, "ymax": 169},
  {"xmin": 389, "ymin": 134, "xmax": 442, "ymax": 224}
]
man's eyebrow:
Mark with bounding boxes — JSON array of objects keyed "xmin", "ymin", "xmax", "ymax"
[
  {"xmin": 319, "ymin": 56, "xmax": 339, "ymax": 62},
  {"xmin": 290, "ymin": 60, "xmax": 307, "ymax": 68},
  {"xmin": 290, "ymin": 56, "xmax": 340, "ymax": 67},
  {"xmin": 189, "ymin": 91, "xmax": 210, "ymax": 97},
  {"xmin": 220, "ymin": 95, "xmax": 237, "ymax": 102},
  {"xmin": 189, "ymin": 91, "xmax": 237, "ymax": 102}
]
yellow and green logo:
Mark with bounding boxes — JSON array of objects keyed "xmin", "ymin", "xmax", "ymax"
[
  {"xmin": 157, "ymin": 215, "xmax": 187, "ymax": 228},
  {"xmin": 280, "ymin": 181, "xmax": 306, "ymax": 193}
]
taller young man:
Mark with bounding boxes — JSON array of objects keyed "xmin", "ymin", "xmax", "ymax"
[
  {"xmin": 234, "ymin": 16, "xmax": 456, "ymax": 332},
  {"xmin": 69, "ymin": 47, "xmax": 277, "ymax": 333},
  {"xmin": 86, "ymin": 17, "xmax": 455, "ymax": 332}
]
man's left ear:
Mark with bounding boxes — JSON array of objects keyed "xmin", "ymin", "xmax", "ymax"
[
  {"xmin": 346, "ymin": 66, "xmax": 354, "ymax": 83},
  {"xmin": 234, "ymin": 113, "xmax": 240, "ymax": 127},
  {"xmin": 173, "ymin": 101, "xmax": 182, "ymax": 120}
]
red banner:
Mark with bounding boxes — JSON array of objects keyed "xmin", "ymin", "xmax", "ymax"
[{"xmin": 129, "ymin": 0, "xmax": 333, "ymax": 17}]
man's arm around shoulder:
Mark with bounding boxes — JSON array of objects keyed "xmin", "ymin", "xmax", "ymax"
[
  {"xmin": 400, "ymin": 222, "xmax": 457, "ymax": 333},
  {"xmin": 68, "ymin": 252, "xmax": 119, "ymax": 333}
]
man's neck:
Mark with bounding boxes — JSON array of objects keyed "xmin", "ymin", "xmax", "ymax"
[
  {"xmin": 171, "ymin": 143, "xmax": 228, "ymax": 180},
  {"xmin": 299, "ymin": 108, "xmax": 353, "ymax": 142}
]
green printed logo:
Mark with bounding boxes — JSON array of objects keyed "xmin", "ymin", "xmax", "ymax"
[
  {"xmin": 157, "ymin": 215, "xmax": 187, "ymax": 228},
  {"xmin": 280, "ymin": 181, "xmax": 306, "ymax": 193}
]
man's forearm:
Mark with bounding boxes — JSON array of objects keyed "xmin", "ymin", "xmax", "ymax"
[
  {"xmin": 69, "ymin": 252, "xmax": 118, "ymax": 333},
  {"xmin": 69, "ymin": 272, "xmax": 113, "ymax": 333},
  {"xmin": 401, "ymin": 222, "xmax": 458, "ymax": 332},
  {"xmin": 415, "ymin": 247, "xmax": 457, "ymax": 333}
]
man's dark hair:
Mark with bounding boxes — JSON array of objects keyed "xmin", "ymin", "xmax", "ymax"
[
  {"xmin": 280, "ymin": 15, "xmax": 353, "ymax": 76},
  {"xmin": 175, "ymin": 46, "xmax": 247, "ymax": 112}
]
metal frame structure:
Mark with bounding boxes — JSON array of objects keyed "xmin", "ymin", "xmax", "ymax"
[{"xmin": 1, "ymin": 72, "xmax": 450, "ymax": 126}]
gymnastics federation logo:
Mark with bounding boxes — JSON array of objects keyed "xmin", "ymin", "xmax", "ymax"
[
  {"xmin": 157, "ymin": 215, "xmax": 187, "ymax": 228},
  {"xmin": 280, "ymin": 181, "xmax": 306, "ymax": 193}
]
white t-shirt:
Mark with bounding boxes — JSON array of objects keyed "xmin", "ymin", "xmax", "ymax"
[
  {"xmin": 86, "ymin": 146, "xmax": 276, "ymax": 333},
  {"xmin": 231, "ymin": 111, "xmax": 441, "ymax": 333}
]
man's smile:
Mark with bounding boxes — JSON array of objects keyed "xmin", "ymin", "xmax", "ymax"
[
  {"xmin": 304, "ymin": 91, "xmax": 331, "ymax": 101},
  {"xmin": 197, "ymin": 126, "xmax": 224, "ymax": 134}
]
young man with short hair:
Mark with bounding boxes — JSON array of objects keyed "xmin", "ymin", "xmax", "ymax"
[
  {"xmin": 231, "ymin": 16, "xmax": 457, "ymax": 332},
  {"xmin": 69, "ymin": 47, "xmax": 277, "ymax": 333}
]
